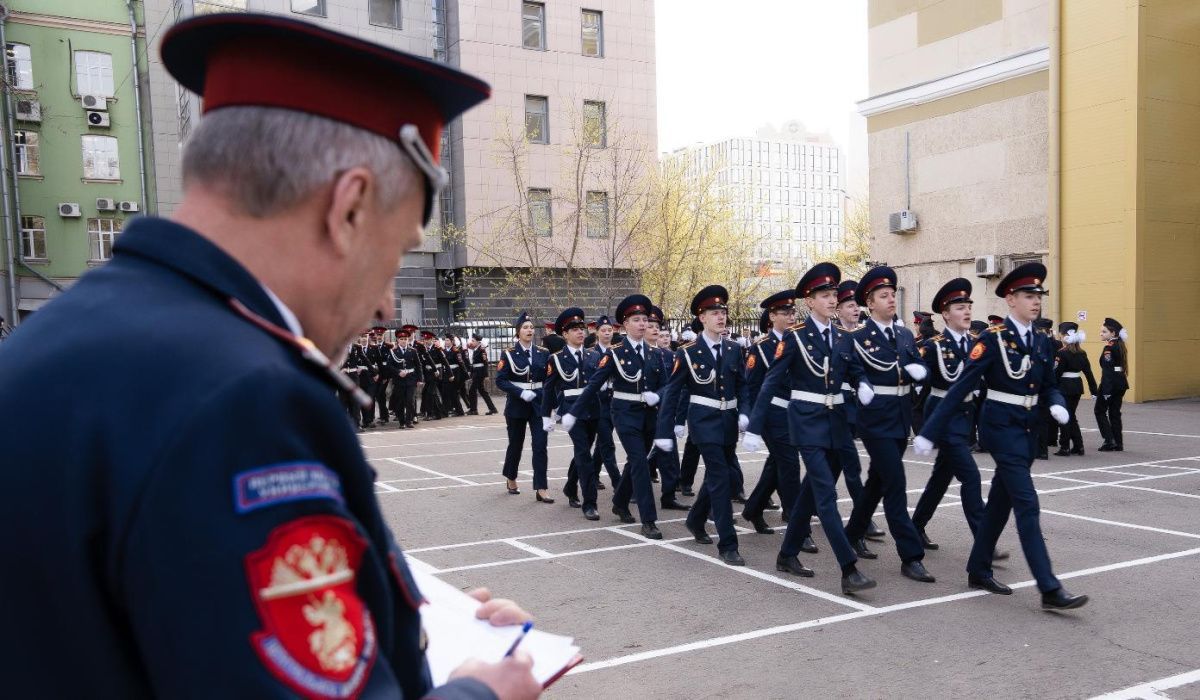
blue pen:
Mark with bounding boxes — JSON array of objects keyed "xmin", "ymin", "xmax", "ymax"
[{"xmin": 503, "ymin": 621, "xmax": 534, "ymax": 658}]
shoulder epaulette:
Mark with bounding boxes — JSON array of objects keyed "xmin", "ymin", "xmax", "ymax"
[
  {"xmin": 536, "ymin": 346, "xmax": 548, "ymax": 352},
  {"xmin": 930, "ymin": 334, "xmax": 944, "ymax": 343},
  {"xmin": 679, "ymin": 341, "xmax": 696, "ymax": 349},
  {"xmin": 788, "ymin": 321, "xmax": 806, "ymax": 331},
  {"xmin": 969, "ymin": 331, "xmax": 981, "ymax": 339},
  {"xmin": 610, "ymin": 340, "xmax": 624, "ymax": 348},
  {"xmin": 753, "ymin": 335, "xmax": 770, "ymax": 345},
  {"xmin": 987, "ymin": 324, "xmax": 1006, "ymax": 333}
]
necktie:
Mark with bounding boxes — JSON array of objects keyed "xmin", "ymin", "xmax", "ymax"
[
  {"xmin": 1024, "ymin": 331, "xmax": 1032, "ymax": 350},
  {"xmin": 822, "ymin": 328, "xmax": 831, "ymax": 352},
  {"xmin": 885, "ymin": 326, "xmax": 895, "ymax": 347},
  {"xmin": 960, "ymin": 337, "xmax": 968, "ymax": 356},
  {"xmin": 714, "ymin": 342, "xmax": 722, "ymax": 367}
]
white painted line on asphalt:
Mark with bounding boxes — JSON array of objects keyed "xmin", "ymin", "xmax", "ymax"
[
  {"xmin": 1082, "ymin": 428, "xmax": 1200, "ymax": 439},
  {"xmin": 504, "ymin": 539, "xmax": 555, "ymax": 558},
  {"xmin": 373, "ymin": 444, "xmax": 575, "ymax": 459},
  {"xmin": 1099, "ymin": 484, "xmax": 1200, "ymax": 501},
  {"xmin": 606, "ymin": 527, "xmax": 876, "ymax": 613},
  {"xmin": 386, "ymin": 458, "xmax": 480, "ymax": 485},
  {"xmin": 1089, "ymin": 667, "xmax": 1200, "ymax": 699},
  {"xmin": 570, "ymin": 544, "xmax": 1200, "ymax": 676},
  {"xmin": 406, "ymin": 517, "xmax": 691, "ymax": 553},
  {"xmin": 1041, "ymin": 510, "xmax": 1200, "ymax": 540},
  {"xmin": 375, "ymin": 481, "xmax": 401, "ymax": 492},
  {"xmin": 375, "ymin": 466, "xmax": 570, "ymax": 485},
  {"xmin": 433, "ymin": 537, "xmax": 701, "ymax": 574}
]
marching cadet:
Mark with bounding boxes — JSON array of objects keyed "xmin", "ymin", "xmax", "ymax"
[
  {"xmin": 495, "ymin": 312, "xmax": 552, "ymax": 501},
  {"xmin": 562, "ymin": 295, "xmax": 667, "ymax": 538},
  {"xmin": 1054, "ymin": 322, "xmax": 1097, "ymax": 455},
  {"xmin": 388, "ymin": 325, "xmax": 422, "ymax": 429},
  {"xmin": 916, "ymin": 262, "xmax": 1086, "ymax": 609},
  {"xmin": 362, "ymin": 328, "xmax": 384, "ymax": 426},
  {"xmin": 655, "ymin": 286, "xmax": 751, "ymax": 565},
  {"xmin": 841, "ymin": 266, "xmax": 936, "ymax": 584},
  {"xmin": 433, "ymin": 336, "xmax": 463, "ymax": 417},
  {"xmin": 369, "ymin": 326, "xmax": 394, "ymax": 426},
  {"xmin": 542, "ymin": 308, "xmax": 603, "ymax": 520},
  {"xmin": 467, "ymin": 333, "xmax": 498, "ymax": 415},
  {"xmin": 447, "ymin": 334, "xmax": 471, "ymax": 412},
  {"xmin": 1035, "ymin": 317, "xmax": 1060, "ymax": 458},
  {"xmin": 417, "ymin": 330, "xmax": 444, "ymax": 420},
  {"xmin": 740, "ymin": 291, "xmax": 799, "ymax": 535},
  {"xmin": 1096, "ymin": 317, "xmax": 1130, "ymax": 452},
  {"xmin": 339, "ymin": 338, "xmax": 367, "ymax": 430},
  {"xmin": 677, "ymin": 317, "xmax": 706, "ymax": 498},
  {"xmin": 648, "ymin": 305, "xmax": 689, "ymax": 511},
  {"xmin": 744, "ymin": 263, "xmax": 875, "ymax": 592},
  {"xmin": 589, "ymin": 315, "xmax": 620, "ymax": 491}
]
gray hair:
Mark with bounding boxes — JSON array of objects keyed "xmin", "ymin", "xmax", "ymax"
[{"xmin": 181, "ymin": 106, "xmax": 418, "ymax": 217}]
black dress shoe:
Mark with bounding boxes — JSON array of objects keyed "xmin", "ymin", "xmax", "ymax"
[
  {"xmin": 681, "ymin": 486, "xmax": 695, "ymax": 497},
  {"xmin": 687, "ymin": 523, "xmax": 713, "ymax": 544},
  {"xmin": 968, "ymin": 574, "xmax": 1012, "ymax": 595},
  {"xmin": 799, "ymin": 536, "xmax": 819, "ymax": 554},
  {"xmin": 651, "ymin": 474, "xmax": 660, "ymax": 483},
  {"xmin": 853, "ymin": 538, "xmax": 878, "ymax": 560},
  {"xmin": 719, "ymin": 549, "xmax": 746, "ymax": 566},
  {"xmin": 466, "ymin": 410, "xmax": 478, "ymax": 415},
  {"xmin": 1054, "ymin": 448, "xmax": 1072, "ymax": 456},
  {"xmin": 641, "ymin": 523, "xmax": 663, "ymax": 540},
  {"xmin": 485, "ymin": 410, "xmax": 498, "ymax": 415},
  {"xmin": 660, "ymin": 498, "xmax": 691, "ymax": 511},
  {"xmin": 1098, "ymin": 443, "xmax": 1115, "ymax": 452},
  {"xmin": 732, "ymin": 492, "xmax": 748, "ymax": 504},
  {"xmin": 1070, "ymin": 447, "xmax": 1085, "ymax": 456},
  {"xmin": 566, "ymin": 497, "xmax": 581, "ymax": 509},
  {"xmin": 1042, "ymin": 587, "xmax": 1088, "ymax": 610},
  {"xmin": 583, "ymin": 507, "xmax": 600, "ymax": 521},
  {"xmin": 597, "ymin": 482, "xmax": 607, "ymax": 490},
  {"xmin": 1113, "ymin": 444, "xmax": 1124, "ymax": 452},
  {"xmin": 917, "ymin": 527, "xmax": 939, "ymax": 550},
  {"xmin": 775, "ymin": 554, "xmax": 814, "ymax": 577},
  {"xmin": 865, "ymin": 520, "xmax": 886, "ymax": 540},
  {"xmin": 764, "ymin": 499, "xmax": 780, "ymax": 511},
  {"xmin": 745, "ymin": 513, "xmax": 775, "ymax": 534},
  {"xmin": 535, "ymin": 492, "xmax": 555, "ymax": 504},
  {"xmin": 842, "ymin": 569, "xmax": 877, "ymax": 594},
  {"xmin": 901, "ymin": 560, "xmax": 936, "ymax": 583},
  {"xmin": 1037, "ymin": 450, "xmax": 1049, "ymax": 460},
  {"xmin": 506, "ymin": 480, "xmax": 520, "ymax": 495},
  {"xmin": 612, "ymin": 506, "xmax": 636, "ymax": 524}
]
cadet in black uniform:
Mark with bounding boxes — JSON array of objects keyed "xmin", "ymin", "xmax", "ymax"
[
  {"xmin": 542, "ymin": 308, "xmax": 603, "ymax": 520},
  {"xmin": 1096, "ymin": 317, "xmax": 1130, "ymax": 451},
  {"xmin": 389, "ymin": 325, "xmax": 422, "ymax": 428},
  {"xmin": 417, "ymin": 329, "xmax": 445, "ymax": 421},
  {"xmin": 1054, "ymin": 322, "xmax": 1097, "ymax": 455},
  {"xmin": 467, "ymin": 333, "xmax": 498, "ymax": 415},
  {"xmin": 367, "ymin": 326, "xmax": 392, "ymax": 425},
  {"xmin": 588, "ymin": 315, "xmax": 621, "ymax": 490}
]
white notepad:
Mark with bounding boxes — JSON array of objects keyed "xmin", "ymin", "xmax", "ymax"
[{"xmin": 412, "ymin": 568, "xmax": 583, "ymax": 688}]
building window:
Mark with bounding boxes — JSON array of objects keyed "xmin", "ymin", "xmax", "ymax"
[
  {"xmin": 291, "ymin": 0, "xmax": 326, "ymax": 17},
  {"xmin": 14, "ymin": 130, "xmax": 39, "ymax": 176},
  {"xmin": 522, "ymin": 2, "xmax": 546, "ymax": 50},
  {"xmin": 88, "ymin": 218, "xmax": 121, "ymax": 262},
  {"xmin": 194, "ymin": 0, "xmax": 248, "ymax": 13},
  {"xmin": 528, "ymin": 189, "xmax": 552, "ymax": 237},
  {"xmin": 6, "ymin": 43, "xmax": 33, "ymax": 90},
  {"xmin": 581, "ymin": 10, "xmax": 603, "ymax": 57},
  {"xmin": 20, "ymin": 215, "xmax": 47, "ymax": 260},
  {"xmin": 82, "ymin": 135, "xmax": 120, "ymax": 180},
  {"xmin": 369, "ymin": 0, "xmax": 401, "ymax": 28},
  {"xmin": 525, "ymin": 95, "xmax": 549, "ymax": 144},
  {"xmin": 73, "ymin": 51, "xmax": 114, "ymax": 97},
  {"xmin": 585, "ymin": 191, "xmax": 609, "ymax": 238},
  {"xmin": 583, "ymin": 100, "xmax": 606, "ymax": 148}
]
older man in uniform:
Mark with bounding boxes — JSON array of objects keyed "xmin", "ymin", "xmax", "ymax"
[{"xmin": 0, "ymin": 14, "xmax": 541, "ymax": 699}]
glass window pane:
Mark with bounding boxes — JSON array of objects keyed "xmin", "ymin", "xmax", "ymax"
[
  {"xmin": 581, "ymin": 10, "xmax": 603, "ymax": 57},
  {"xmin": 525, "ymin": 96, "xmax": 548, "ymax": 144},
  {"xmin": 369, "ymin": 0, "xmax": 401, "ymax": 27},
  {"xmin": 585, "ymin": 191, "xmax": 609, "ymax": 238},
  {"xmin": 74, "ymin": 51, "xmax": 114, "ymax": 97},
  {"xmin": 583, "ymin": 100, "xmax": 605, "ymax": 147},
  {"xmin": 291, "ymin": 0, "xmax": 325, "ymax": 16},
  {"xmin": 14, "ymin": 130, "xmax": 39, "ymax": 175},
  {"xmin": 81, "ymin": 135, "xmax": 120, "ymax": 180},
  {"xmin": 528, "ymin": 189, "xmax": 552, "ymax": 237},
  {"xmin": 6, "ymin": 43, "xmax": 33, "ymax": 90},
  {"xmin": 522, "ymin": 3, "xmax": 545, "ymax": 50}
]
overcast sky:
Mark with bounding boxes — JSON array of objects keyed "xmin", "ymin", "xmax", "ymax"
[{"xmin": 654, "ymin": 0, "xmax": 869, "ymax": 192}]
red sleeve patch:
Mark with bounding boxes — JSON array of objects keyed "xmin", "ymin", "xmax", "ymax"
[
  {"xmin": 246, "ymin": 516, "xmax": 376, "ymax": 699},
  {"xmin": 746, "ymin": 354, "xmax": 757, "ymax": 370},
  {"xmin": 969, "ymin": 341, "xmax": 985, "ymax": 360},
  {"xmin": 546, "ymin": 363, "xmax": 554, "ymax": 377},
  {"xmin": 774, "ymin": 342, "xmax": 785, "ymax": 360},
  {"xmin": 599, "ymin": 355, "xmax": 609, "ymax": 368},
  {"xmin": 496, "ymin": 359, "xmax": 505, "ymax": 371},
  {"xmin": 672, "ymin": 355, "xmax": 680, "ymax": 374}
]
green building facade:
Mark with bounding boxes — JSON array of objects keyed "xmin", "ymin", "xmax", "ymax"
[{"xmin": 1, "ymin": 0, "xmax": 155, "ymax": 324}]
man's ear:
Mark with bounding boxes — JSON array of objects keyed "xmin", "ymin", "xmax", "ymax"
[{"xmin": 325, "ymin": 167, "xmax": 375, "ymax": 256}]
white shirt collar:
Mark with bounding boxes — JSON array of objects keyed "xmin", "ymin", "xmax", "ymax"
[
  {"xmin": 810, "ymin": 315, "xmax": 831, "ymax": 336},
  {"xmin": 871, "ymin": 317, "xmax": 894, "ymax": 336},
  {"xmin": 261, "ymin": 284, "xmax": 303, "ymax": 338},
  {"xmin": 771, "ymin": 328, "xmax": 785, "ymax": 341},
  {"xmin": 945, "ymin": 326, "xmax": 967, "ymax": 344},
  {"xmin": 1007, "ymin": 316, "xmax": 1033, "ymax": 339},
  {"xmin": 518, "ymin": 341, "xmax": 533, "ymax": 352}
]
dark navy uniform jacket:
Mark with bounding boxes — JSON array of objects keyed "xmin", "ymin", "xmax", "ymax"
[
  {"xmin": 849, "ymin": 320, "xmax": 922, "ymax": 439},
  {"xmin": 1055, "ymin": 347, "xmax": 1098, "ymax": 396},
  {"xmin": 748, "ymin": 321, "xmax": 864, "ymax": 449},
  {"xmin": 833, "ymin": 320, "xmax": 863, "ymax": 425},
  {"xmin": 494, "ymin": 342, "xmax": 549, "ymax": 418},
  {"xmin": 0, "ymin": 218, "xmax": 493, "ymax": 700},
  {"xmin": 388, "ymin": 345, "xmax": 423, "ymax": 387},
  {"xmin": 745, "ymin": 331, "xmax": 789, "ymax": 440},
  {"xmin": 570, "ymin": 338, "xmax": 665, "ymax": 431},
  {"xmin": 918, "ymin": 331, "xmax": 976, "ymax": 445},
  {"xmin": 1097, "ymin": 340, "xmax": 1129, "ymax": 396},
  {"xmin": 921, "ymin": 319, "xmax": 1066, "ymax": 459},
  {"xmin": 657, "ymin": 337, "xmax": 750, "ymax": 445},
  {"xmin": 541, "ymin": 345, "xmax": 602, "ymax": 421}
]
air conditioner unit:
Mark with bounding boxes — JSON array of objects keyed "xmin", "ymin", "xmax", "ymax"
[
  {"xmin": 15, "ymin": 99, "xmax": 42, "ymax": 122},
  {"xmin": 86, "ymin": 110, "xmax": 110, "ymax": 128},
  {"xmin": 975, "ymin": 255, "xmax": 999, "ymax": 278},
  {"xmin": 59, "ymin": 203, "xmax": 82, "ymax": 218},
  {"xmin": 81, "ymin": 94, "xmax": 108, "ymax": 111},
  {"xmin": 96, "ymin": 197, "xmax": 117, "ymax": 211},
  {"xmin": 888, "ymin": 209, "xmax": 918, "ymax": 234},
  {"xmin": 118, "ymin": 200, "xmax": 140, "ymax": 213}
]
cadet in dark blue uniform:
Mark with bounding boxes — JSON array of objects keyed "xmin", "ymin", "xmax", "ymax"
[
  {"xmin": 841, "ymin": 266, "xmax": 936, "ymax": 584},
  {"xmin": 495, "ymin": 312, "xmax": 553, "ymax": 502},
  {"xmin": 588, "ymin": 314, "xmax": 622, "ymax": 490},
  {"xmin": 1095, "ymin": 317, "xmax": 1130, "ymax": 452},
  {"xmin": 648, "ymin": 305, "xmax": 690, "ymax": 511},
  {"xmin": 542, "ymin": 308, "xmax": 604, "ymax": 520},
  {"xmin": 388, "ymin": 325, "xmax": 423, "ymax": 428},
  {"xmin": 916, "ymin": 263, "xmax": 1087, "ymax": 610},
  {"xmin": 744, "ymin": 264, "xmax": 875, "ymax": 592},
  {"xmin": 655, "ymin": 286, "xmax": 751, "ymax": 565},
  {"xmin": 563, "ymin": 295, "xmax": 667, "ymax": 539},
  {"xmin": 1054, "ymin": 322, "xmax": 1097, "ymax": 455},
  {"xmin": 0, "ymin": 13, "xmax": 540, "ymax": 698}
]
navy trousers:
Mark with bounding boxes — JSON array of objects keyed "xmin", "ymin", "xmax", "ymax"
[
  {"xmin": 563, "ymin": 419, "xmax": 600, "ymax": 509},
  {"xmin": 686, "ymin": 443, "xmax": 740, "ymax": 553},
  {"xmin": 791, "ymin": 434, "xmax": 865, "ymax": 538},
  {"xmin": 612, "ymin": 409, "xmax": 658, "ymax": 524},
  {"xmin": 653, "ymin": 442, "xmax": 682, "ymax": 500},
  {"xmin": 680, "ymin": 437, "xmax": 701, "ymax": 488},
  {"xmin": 743, "ymin": 425, "xmax": 801, "ymax": 520},
  {"xmin": 911, "ymin": 440, "xmax": 984, "ymax": 535},
  {"xmin": 780, "ymin": 445, "xmax": 856, "ymax": 567},
  {"xmin": 501, "ymin": 413, "xmax": 548, "ymax": 489},
  {"xmin": 967, "ymin": 451, "xmax": 1061, "ymax": 592},
  {"xmin": 591, "ymin": 400, "xmax": 621, "ymax": 487},
  {"xmin": 845, "ymin": 437, "xmax": 924, "ymax": 563}
]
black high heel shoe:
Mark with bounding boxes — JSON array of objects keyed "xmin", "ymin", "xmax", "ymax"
[
  {"xmin": 535, "ymin": 490, "xmax": 555, "ymax": 504},
  {"xmin": 506, "ymin": 480, "xmax": 520, "ymax": 495}
]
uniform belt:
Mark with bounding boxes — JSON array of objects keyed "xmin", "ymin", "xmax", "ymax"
[
  {"xmin": 612, "ymin": 391, "xmax": 645, "ymax": 403},
  {"xmin": 790, "ymin": 390, "xmax": 845, "ymax": 407},
  {"xmin": 1113, "ymin": 368, "xmax": 1123, "ymax": 373},
  {"xmin": 841, "ymin": 382, "xmax": 853, "ymax": 392},
  {"xmin": 987, "ymin": 389, "xmax": 1038, "ymax": 408},
  {"xmin": 448, "ymin": 364, "xmax": 459, "ymax": 369},
  {"xmin": 770, "ymin": 396, "xmax": 789, "ymax": 409},
  {"xmin": 930, "ymin": 387, "xmax": 972, "ymax": 402},
  {"xmin": 871, "ymin": 385, "xmax": 911, "ymax": 397},
  {"xmin": 472, "ymin": 363, "xmax": 485, "ymax": 368},
  {"xmin": 1061, "ymin": 371, "xmax": 1081, "ymax": 378},
  {"xmin": 512, "ymin": 381, "xmax": 543, "ymax": 391},
  {"xmin": 563, "ymin": 388, "xmax": 585, "ymax": 397},
  {"xmin": 689, "ymin": 396, "xmax": 737, "ymax": 411}
]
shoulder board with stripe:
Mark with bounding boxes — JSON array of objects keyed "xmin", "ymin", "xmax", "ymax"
[
  {"xmin": 753, "ymin": 335, "xmax": 772, "ymax": 345},
  {"xmin": 987, "ymin": 324, "xmax": 1006, "ymax": 333},
  {"xmin": 788, "ymin": 321, "xmax": 806, "ymax": 331},
  {"xmin": 679, "ymin": 341, "xmax": 696, "ymax": 349},
  {"xmin": 536, "ymin": 346, "xmax": 548, "ymax": 352},
  {"xmin": 930, "ymin": 334, "xmax": 944, "ymax": 343},
  {"xmin": 969, "ymin": 331, "xmax": 981, "ymax": 339},
  {"xmin": 610, "ymin": 341, "xmax": 624, "ymax": 348}
]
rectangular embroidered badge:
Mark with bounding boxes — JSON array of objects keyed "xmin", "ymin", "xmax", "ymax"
[{"xmin": 234, "ymin": 463, "xmax": 344, "ymax": 514}]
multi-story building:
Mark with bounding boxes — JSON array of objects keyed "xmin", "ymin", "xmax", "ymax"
[
  {"xmin": 858, "ymin": 0, "xmax": 1200, "ymax": 401},
  {"xmin": 667, "ymin": 121, "xmax": 846, "ymax": 272},
  {"xmin": 0, "ymin": 0, "xmax": 156, "ymax": 323}
]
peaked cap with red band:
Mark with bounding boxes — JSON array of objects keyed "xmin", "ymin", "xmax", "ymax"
[
  {"xmin": 797, "ymin": 262, "xmax": 841, "ymax": 298},
  {"xmin": 995, "ymin": 261, "xmax": 1048, "ymax": 298},
  {"xmin": 616, "ymin": 294, "xmax": 653, "ymax": 323},
  {"xmin": 837, "ymin": 280, "xmax": 858, "ymax": 305},
  {"xmin": 159, "ymin": 13, "xmax": 490, "ymax": 225},
  {"xmin": 932, "ymin": 277, "xmax": 973, "ymax": 313},
  {"xmin": 760, "ymin": 289, "xmax": 796, "ymax": 312},
  {"xmin": 855, "ymin": 265, "xmax": 897, "ymax": 307},
  {"xmin": 691, "ymin": 285, "xmax": 729, "ymax": 316}
]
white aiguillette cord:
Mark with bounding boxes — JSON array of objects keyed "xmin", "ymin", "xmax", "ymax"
[{"xmin": 229, "ymin": 298, "xmax": 374, "ymax": 410}]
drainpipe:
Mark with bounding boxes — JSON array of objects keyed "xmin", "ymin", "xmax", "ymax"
[
  {"xmin": 1048, "ymin": 0, "xmax": 1062, "ymax": 322},
  {"xmin": 0, "ymin": 6, "xmax": 19, "ymax": 324},
  {"xmin": 126, "ymin": 0, "xmax": 149, "ymax": 213}
]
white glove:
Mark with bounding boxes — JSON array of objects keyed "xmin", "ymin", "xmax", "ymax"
[
  {"xmin": 642, "ymin": 391, "xmax": 660, "ymax": 407},
  {"xmin": 1049, "ymin": 404, "xmax": 1069, "ymax": 425},
  {"xmin": 654, "ymin": 439, "xmax": 675, "ymax": 452},
  {"xmin": 913, "ymin": 435, "xmax": 935, "ymax": 456},
  {"xmin": 857, "ymin": 382, "xmax": 875, "ymax": 406},
  {"xmin": 541, "ymin": 417, "xmax": 555, "ymax": 433},
  {"xmin": 561, "ymin": 413, "xmax": 576, "ymax": 431},
  {"xmin": 738, "ymin": 414, "xmax": 750, "ymax": 432},
  {"xmin": 973, "ymin": 390, "xmax": 981, "ymax": 398},
  {"xmin": 904, "ymin": 363, "xmax": 928, "ymax": 382},
  {"xmin": 520, "ymin": 389, "xmax": 536, "ymax": 402},
  {"xmin": 674, "ymin": 424, "xmax": 687, "ymax": 440},
  {"xmin": 742, "ymin": 432, "xmax": 765, "ymax": 452}
]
